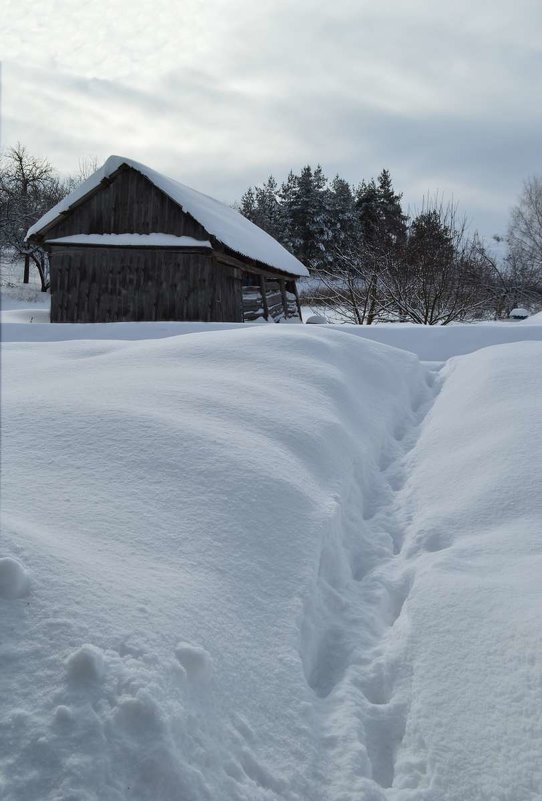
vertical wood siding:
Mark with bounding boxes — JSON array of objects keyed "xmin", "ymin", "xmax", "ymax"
[
  {"xmin": 50, "ymin": 247, "xmax": 243, "ymax": 323},
  {"xmin": 44, "ymin": 167, "xmax": 208, "ymax": 240}
]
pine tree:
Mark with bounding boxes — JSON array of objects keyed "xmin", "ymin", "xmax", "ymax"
[
  {"xmin": 239, "ymin": 186, "xmax": 257, "ymax": 221},
  {"xmin": 376, "ymin": 169, "xmax": 407, "ymax": 250},
  {"xmin": 279, "ymin": 165, "xmax": 331, "ymax": 270},
  {"xmin": 239, "ymin": 166, "xmax": 406, "ymax": 275},
  {"xmin": 406, "ymin": 210, "xmax": 455, "ymax": 274},
  {"xmin": 354, "ymin": 170, "xmax": 407, "ymax": 255},
  {"xmin": 328, "ymin": 176, "xmax": 359, "ymax": 254},
  {"xmin": 355, "ymin": 179, "xmax": 381, "ymax": 251},
  {"xmin": 254, "ymin": 176, "xmax": 284, "ymax": 242},
  {"xmin": 239, "ymin": 177, "xmax": 286, "ymax": 243},
  {"xmin": 277, "ymin": 170, "xmax": 298, "ymax": 253}
]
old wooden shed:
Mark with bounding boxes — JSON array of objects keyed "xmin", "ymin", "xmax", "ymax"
[{"xmin": 26, "ymin": 156, "xmax": 308, "ymax": 324}]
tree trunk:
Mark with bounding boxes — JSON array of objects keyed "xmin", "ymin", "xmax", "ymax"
[
  {"xmin": 30, "ymin": 251, "xmax": 50, "ymax": 292},
  {"xmin": 23, "ymin": 254, "xmax": 30, "ymax": 284},
  {"xmin": 366, "ymin": 275, "xmax": 378, "ymax": 324}
]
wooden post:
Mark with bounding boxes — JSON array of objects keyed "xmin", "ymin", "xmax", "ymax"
[
  {"xmin": 259, "ymin": 275, "xmax": 270, "ymax": 320},
  {"xmin": 292, "ymin": 281, "xmax": 303, "ymax": 321},
  {"xmin": 279, "ymin": 279, "xmax": 289, "ymax": 319}
]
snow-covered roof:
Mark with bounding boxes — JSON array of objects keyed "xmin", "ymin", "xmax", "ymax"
[
  {"xmin": 46, "ymin": 234, "xmax": 212, "ymax": 248},
  {"xmin": 27, "ymin": 156, "xmax": 309, "ymax": 277}
]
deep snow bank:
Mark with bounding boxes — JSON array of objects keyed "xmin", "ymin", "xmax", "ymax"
[
  {"xmin": 0, "ymin": 327, "xmax": 427, "ymax": 801},
  {"xmin": 386, "ymin": 341, "xmax": 542, "ymax": 800}
]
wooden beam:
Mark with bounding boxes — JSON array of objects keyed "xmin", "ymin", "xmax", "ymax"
[
  {"xmin": 47, "ymin": 244, "xmax": 212, "ymax": 255},
  {"xmin": 214, "ymin": 251, "xmax": 279, "ymax": 280},
  {"xmin": 213, "ymin": 246, "xmax": 302, "ymax": 282}
]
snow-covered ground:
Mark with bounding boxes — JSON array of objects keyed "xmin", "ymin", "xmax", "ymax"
[
  {"xmin": 0, "ymin": 253, "xmax": 48, "ymax": 309},
  {"xmin": 1, "ymin": 296, "xmax": 542, "ymax": 801},
  {"xmin": 2, "ymin": 293, "xmax": 542, "ymax": 360}
]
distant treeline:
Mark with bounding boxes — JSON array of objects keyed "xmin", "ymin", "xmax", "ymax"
[
  {"xmin": 238, "ymin": 166, "xmax": 542, "ymax": 323},
  {"xmin": 1, "ymin": 143, "xmax": 540, "ymax": 323},
  {"xmin": 238, "ymin": 167, "xmax": 406, "ymax": 273}
]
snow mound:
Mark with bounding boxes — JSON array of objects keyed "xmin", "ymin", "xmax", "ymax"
[
  {"xmin": 174, "ymin": 642, "xmax": 213, "ymax": 680},
  {"xmin": 386, "ymin": 341, "xmax": 542, "ymax": 799},
  {"xmin": 1, "ymin": 326, "xmax": 425, "ymax": 800},
  {"xmin": 65, "ymin": 644, "xmax": 106, "ymax": 684},
  {"xmin": 2, "ymin": 325, "xmax": 541, "ymax": 799},
  {"xmin": 521, "ymin": 309, "xmax": 542, "ymax": 323},
  {"xmin": 509, "ymin": 307, "xmax": 529, "ymax": 318},
  {"xmin": 0, "ymin": 556, "xmax": 30, "ymax": 599},
  {"xmin": 306, "ymin": 314, "xmax": 328, "ymax": 324}
]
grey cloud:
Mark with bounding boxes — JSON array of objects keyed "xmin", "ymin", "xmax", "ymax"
[{"xmin": 3, "ymin": 0, "xmax": 541, "ymax": 242}]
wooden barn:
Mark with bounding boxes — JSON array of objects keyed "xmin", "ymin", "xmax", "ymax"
[{"xmin": 26, "ymin": 156, "xmax": 308, "ymax": 324}]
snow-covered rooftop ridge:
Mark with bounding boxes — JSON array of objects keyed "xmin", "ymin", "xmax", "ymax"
[
  {"xmin": 27, "ymin": 156, "xmax": 309, "ymax": 277},
  {"xmin": 46, "ymin": 234, "xmax": 212, "ymax": 248}
]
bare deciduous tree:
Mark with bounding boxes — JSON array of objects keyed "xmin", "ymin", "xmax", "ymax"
[
  {"xmin": 306, "ymin": 240, "xmax": 391, "ymax": 325},
  {"xmin": 381, "ymin": 201, "xmax": 490, "ymax": 325},
  {"xmin": 305, "ymin": 199, "xmax": 493, "ymax": 325},
  {"xmin": 0, "ymin": 143, "xmax": 65, "ymax": 290},
  {"xmin": 63, "ymin": 155, "xmax": 99, "ymax": 194},
  {"xmin": 508, "ymin": 177, "xmax": 542, "ymax": 277},
  {"xmin": 467, "ymin": 236, "xmax": 541, "ymax": 319}
]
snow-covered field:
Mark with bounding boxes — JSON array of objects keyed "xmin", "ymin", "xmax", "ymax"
[
  {"xmin": 1, "ymin": 296, "xmax": 542, "ymax": 801},
  {"xmin": 3, "ymin": 293, "xmax": 542, "ymax": 360}
]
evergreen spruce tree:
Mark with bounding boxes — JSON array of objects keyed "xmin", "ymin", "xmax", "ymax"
[
  {"xmin": 279, "ymin": 165, "xmax": 331, "ymax": 270},
  {"xmin": 376, "ymin": 169, "xmax": 407, "ymax": 251},
  {"xmin": 239, "ymin": 176, "xmax": 285, "ymax": 243},
  {"xmin": 354, "ymin": 170, "xmax": 406, "ymax": 255},
  {"xmin": 328, "ymin": 176, "xmax": 359, "ymax": 256},
  {"xmin": 239, "ymin": 186, "xmax": 257, "ymax": 221},
  {"xmin": 406, "ymin": 210, "xmax": 455, "ymax": 274},
  {"xmin": 239, "ymin": 166, "xmax": 406, "ymax": 276},
  {"xmin": 355, "ymin": 179, "xmax": 382, "ymax": 252},
  {"xmin": 254, "ymin": 176, "xmax": 284, "ymax": 242},
  {"xmin": 277, "ymin": 170, "xmax": 298, "ymax": 254}
]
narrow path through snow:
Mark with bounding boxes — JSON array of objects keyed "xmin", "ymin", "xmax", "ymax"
[{"xmin": 301, "ymin": 363, "xmax": 444, "ymax": 799}]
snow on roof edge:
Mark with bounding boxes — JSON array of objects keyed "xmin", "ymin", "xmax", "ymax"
[
  {"xmin": 46, "ymin": 234, "xmax": 212, "ymax": 248},
  {"xmin": 27, "ymin": 156, "xmax": 309, "ymax": 277}
]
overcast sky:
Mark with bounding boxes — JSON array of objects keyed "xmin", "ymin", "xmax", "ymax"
[{"xmin": 2, "ymin": 0, "xmax": 541, "ymax": 240}]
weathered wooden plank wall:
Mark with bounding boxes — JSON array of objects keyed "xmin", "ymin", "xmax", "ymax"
[
  {"xmin": 43, "ymin": 167, "xmax": 208, "ymax": 240},
  {"xmin": 50, "ymin": 247, "xmax": 243, "ymax": 323}
]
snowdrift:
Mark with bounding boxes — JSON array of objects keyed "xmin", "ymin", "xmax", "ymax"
[
  {"xmin": 2, "ymin": 324, "xmax": 541, "ymax": 800},
  {"xmin": 390, "ymin": 342, "xmax": 542, "ymax": 800},
  {"xmin": 1, "ymin": 327, "xmax": 425, "ymax": 800}
]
